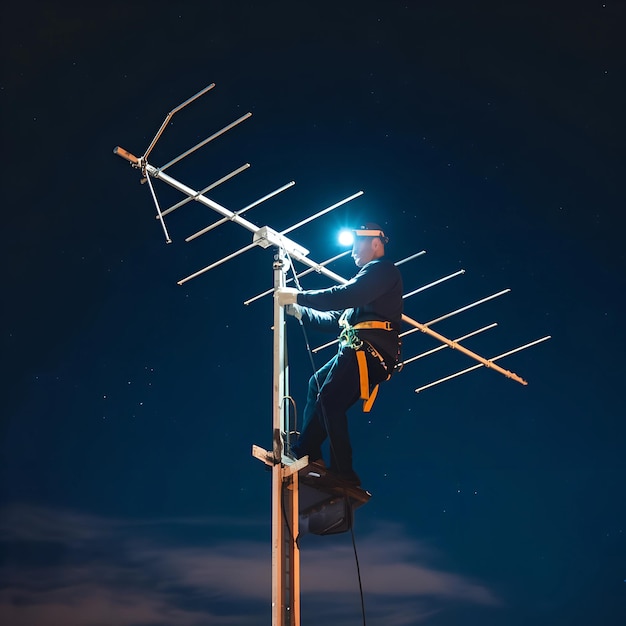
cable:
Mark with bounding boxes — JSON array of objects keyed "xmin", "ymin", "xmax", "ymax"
[
  {"xmin": 281, "ymin": 477, "xmax": 300, "ymax": 551},
  {"xmin": 284, "ymin": 250, "xmax": 341, "ymax": 468},
  {"xmin": 349, "ymin": 507, "xmax": 367, "ymax": 626}
]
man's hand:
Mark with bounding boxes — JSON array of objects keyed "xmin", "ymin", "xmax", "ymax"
[
  {"xmin": 275, "ymin": 287, "xmax": 300, "ymax": 306},
  {"xmin": 285, "ymin": 303, "xmax": 303, "ymax": 321}
]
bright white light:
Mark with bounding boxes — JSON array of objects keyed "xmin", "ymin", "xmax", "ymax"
[{"xmin": 338, "ymin": 229, "xmax": 354, "ymax": 246}]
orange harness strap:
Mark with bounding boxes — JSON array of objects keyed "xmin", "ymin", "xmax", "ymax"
[
  {"xmin": 356, "ymin": 343, "xmax": 390, "ymax": 413},
  {"xmin": 338, "ymin": 316, "xmax": 395, "ymax": 412}
]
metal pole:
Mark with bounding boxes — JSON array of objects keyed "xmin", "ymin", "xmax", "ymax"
[
  {"xmin": 272, "ymin": 248, "xmax": 300, "ymax": 626},
  {"xmin": 272, "ymin": 250, "xmax": 285, "ymax": 625}
]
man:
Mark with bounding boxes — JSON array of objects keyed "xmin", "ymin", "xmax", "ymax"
[{"xmin": 276, "ymin": 223, "xmax": 403, "ymax": 486}]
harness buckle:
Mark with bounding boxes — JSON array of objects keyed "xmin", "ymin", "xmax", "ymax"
[{"xmin": 339, "ymin": 326, "xmax": 363, "ymax": 350}]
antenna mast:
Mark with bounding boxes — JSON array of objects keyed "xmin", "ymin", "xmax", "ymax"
[{"xmin": 114, "ymin": 83, "xmax": 549, "ymax": 626}]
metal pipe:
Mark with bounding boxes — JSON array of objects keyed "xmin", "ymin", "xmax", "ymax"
[
  {"xmin": 403, "ymin": 314, "xmax": 528, "ymax": 385},
  {"xmin": 414, "ymin": 335, "xmax": 551, "ymax": 393},
  {"xmin": 402, "ymin": 323, "xmax": 498, "ymax": 366},
  {"xmin": 400, "ymin": 289, "xmax": 510, "ymax": 338},
  {"xmin": 144, "ymin": 169, "xmax": 172, "ymax": 243},
  {"xmin": 280, "ymin": 191, "xmax": 364, "ymax": 235},
  {"xmin": 403, "ymin": 269, "xmax": 465, "ymax": 299},
  {"xmin": 186, "ymin": 181, "xmax": 295, "ymax": 242},
  {"xmin": 157, "ymin": 112, "xmax": 252, "ymax": 173},
  {"xmin": 395, "ymin": 250, "xmax": 427, "ymax": 266},
  {"xmin": 113, "ymin": 146, "xmax": 140, "ymax": 164},
  {"xmin": 177, "ymin": 242, "xmax": 257, "ymax": 285},
  {"xmin": 160, "ymin": 163, "xmax": 250, "ymax": 218},
  {"xmin": 147, "ymin": 163, "xmax": 269, "ymax": 234}
]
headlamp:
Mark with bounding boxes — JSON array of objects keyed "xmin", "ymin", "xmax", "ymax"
[{"xmin": 353, "ymin": 224, "xmax": 389, "ymax": 244}]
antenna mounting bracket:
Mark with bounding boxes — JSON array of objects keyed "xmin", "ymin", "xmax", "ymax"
[{"xmin": 253, "ymin": 225, "xmax": 310, "ymax": 257}]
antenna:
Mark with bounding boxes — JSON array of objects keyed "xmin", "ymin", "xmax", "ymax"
[{"xmin": 114, "ymin": 83, "xmax": 550, "ymax": 626}]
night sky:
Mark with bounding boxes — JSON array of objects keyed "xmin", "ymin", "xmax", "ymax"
[{"xmin": 2, "ymin": 2, "xmax": 625, "ymax": 625}]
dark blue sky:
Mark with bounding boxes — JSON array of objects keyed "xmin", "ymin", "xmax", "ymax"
[{"xmin": 2, "ymin": 2, "xmax": 625, "ymax": 625}]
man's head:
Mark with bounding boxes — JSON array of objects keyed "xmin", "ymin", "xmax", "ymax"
[{"xmin": 351, "ymin": 222, "xmax": 388, "ymax": 267}]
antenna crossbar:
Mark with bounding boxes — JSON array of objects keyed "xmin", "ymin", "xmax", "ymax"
[
  {"xmin": 157, "ymin": 112, "xmax": 252, "ymax": 173},
  {"xmin": 402, "ymin": 323, "xmax": 497, "ymax": 366},
  {"xmin": 399, "ymin": 289, "xmax": 510, "ymax": 339},
  {"xmin": 415, "ymin": 335, "xmax": 551, "ymax": 393},
  {"xmin": 403, "ymin": 314, "xmax": 529, "ymax": 385},
  {"xmin": 186, "ymin": 181, "xmax": 296, "ymax": 242},
  {"xmin": 395, "ymin": 251, "xmax": 427, "ymax": 266},
  {"xmin": 178, "ymin": 242, "xmax": 259, "ymax": 285},
  {"xmin": 146, "ymin": 164, "xmax": 262, "ymax": 232},
  {"xmin": 280, "ymin": 191, "xmax": 364, "ymax": 235},
  {"xmin": 159, "ymin": 163, "xmax": 251, "ymax": 219},
  {"xmin": 403, "ymin": 269, "xmax": 465, "ymax": 299}
]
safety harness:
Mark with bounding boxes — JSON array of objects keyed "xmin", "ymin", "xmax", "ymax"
[{"xmin": 338, "ymin": 313, "xmax": 398, "ymax": 412}]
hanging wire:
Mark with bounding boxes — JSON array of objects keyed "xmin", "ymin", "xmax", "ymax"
[
  {"xmin": 284, "ymin": 251, "xmax": 337, "ymax": 465},
  {"xmin": 349, "ymin": 508, "xmax": 367, "ymax": 626},
  {"xmin": 281, "ymin": 479, "xmax": 299, "ymax": 551},
  {"xmin": 285, "ymin": 250, "xmax": 322, "ymax": 392}
]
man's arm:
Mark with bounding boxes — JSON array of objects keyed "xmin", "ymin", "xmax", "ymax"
[
  {"xmin": 297, "ymin": 306, "xmax": 342, "ymax": 329},
  {"xmin": 297, "ymin": 261, "xmax": 399, "ymax": 312}
]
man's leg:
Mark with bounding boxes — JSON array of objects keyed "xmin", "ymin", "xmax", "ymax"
[
  {"xmin": 319, "ymin": 346, "xmax": 389, "ymax": 478},
  {"xmin": 315, "ymin": 346, "xmax": 362, "ymax": 477},
  {"xmin": 293, "ymin": 346, "xmax": 388, "ymax": 480},
  {"xmin": 291, "ymin": 356, "xmax": 336, "ymax": 462}
]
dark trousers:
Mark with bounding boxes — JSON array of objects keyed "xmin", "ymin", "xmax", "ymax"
[{"xmin": 291, "ymin": 343, "xmax": 388, "ymax": 474}]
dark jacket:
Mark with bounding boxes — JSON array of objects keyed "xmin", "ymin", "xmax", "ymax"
[{"xmin": 296, "ymin": 257, "xmax": 403, "ymax": 363}]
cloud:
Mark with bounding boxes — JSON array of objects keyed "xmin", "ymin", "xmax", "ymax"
[
  {"xmin": 303, "ymin": 521, "xmax": 498, "ymax": 604},
  {"xmin": 0, "ymin": 504, "xmax": 499, "ymax": 626}
]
